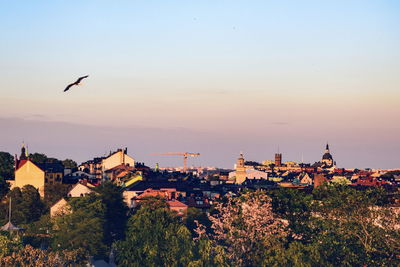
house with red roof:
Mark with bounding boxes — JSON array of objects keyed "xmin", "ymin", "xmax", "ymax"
[{"xmin": 12, "ymin": 145, "xmax": 64, "ymax": 197}]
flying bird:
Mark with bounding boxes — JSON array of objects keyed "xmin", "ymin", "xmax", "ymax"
[{"xmin": 64, "ymin": 75, "xmax": 89, "ymax": 92}]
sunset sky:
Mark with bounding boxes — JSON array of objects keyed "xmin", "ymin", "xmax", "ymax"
[{"xmin": 0, "ymin": 1, "xmax": 399, "ymax": 168}]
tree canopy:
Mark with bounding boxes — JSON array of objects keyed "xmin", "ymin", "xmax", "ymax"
[
  {"xmin": 116, "ymin": 198, "xmax": 195, "ymax": 267},
  {"xmin": 0, "ymin": 176, "xmax": 10, "ymax": 201},
  {"xmin": 52, "ymin": 193, "xmax": 107, "ymax": 259},
  {"xmin": 93, "ymin": 182, "xmax": 129, "ymax": 246},
  {"xmin": 0, "ymin": 152, "xmax": 14, "ymax": 179},
  {"xmin": 62, "ymin": 159, "xmax": 78, "ymax": 169},
  {"xmin": 0, "ymin": 185, "xmax": 45, "ymax": 226}
]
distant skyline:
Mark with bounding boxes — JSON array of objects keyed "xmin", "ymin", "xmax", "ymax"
[{"xmin": 1, "ymin": 1, "xmax": 399, "ymax": 168}]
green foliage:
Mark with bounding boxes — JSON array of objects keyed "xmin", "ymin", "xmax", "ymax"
[
  {"xmin": 52, "ymin": 193, "xmax": 108, "ymax": 259},
  {"xmin": 185, "ymin": 207, "xmax": 211, "ymax": 234},
  {"xmin": 23, "ymin": 215, "xmax": 53, "ymax": 248},
  {"xmin": 1, "ymin": 180, "xmax": 397, "ymax": 266},
  {"xmin": 116, "ymin": 198, "xmax": 195, "ymax": 267},
  {"xmin": 262, "ymin": 241, "xmax": 329, "ymax": 267},
  {"xmin": 0, "ymin": 243, "xmax": 86, "ymax": 266},
  {"xmin": 52, "ymin": 183, "xmax": 128, "ymax": 260},
  {"xmin": 309, "ymin": 184, "xmax": 400, "ymax": 266},
  {"xmin": 29, "ymin": 153, "xmax": 48, "ymax": 164},
  {"xmin": 93, "ymin": 182, "xmax": 129, "ymax": 246},
  {"xmin": 44, "ymin": 183, "xmax": 71, "ymax": 208},
  {"xmin": 0, "ymin": 152, "xmax": 13, "ymax": 200},
  {"xmin": 270, "ymin": 188, "xmax": 313, "ymax": 241},
  {"xmin": 29, "ymin": 153, "xmax": 59, "ymax": 164},
  {"xmin": 0, "ymin": 175, "xmax": 10, "ymax": 201},
  {"xmin": 190, "ymin": 238, "xmax": 229, "ymax": 267},
  {"xmin": 0, "ymin": 152, "xmax": 14, "ymax": 179},
  {"xmin": 0, "ymin": 185, "xmax": 45, "ymax": 225},
  {"xmin": 0, "ymin": 233, "xmax": 23, "ymax": 258},
  {"xmin": 62, "ymin": 159, "xmax": 78, "ymax": 169}
]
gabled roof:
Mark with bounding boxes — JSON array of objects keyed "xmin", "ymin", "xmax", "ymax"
[
  {"xmin": 105, "ymin": 163, "xmax": 134, "ymax": 173},
  {"xmin": 68, "ymin": 183, "xmax": 92, "ymax": 197},
  {"xmin": 16, "ymin": 159, "xmax": 28, "ymax": 170},
  {"xmin": 16, "ymin": 159, "xmax": 64, "ymax": 173}
]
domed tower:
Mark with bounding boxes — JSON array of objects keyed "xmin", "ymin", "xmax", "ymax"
[{"xmin": 321, "ymin": 143, "xmax": 334, "ymax": 168}]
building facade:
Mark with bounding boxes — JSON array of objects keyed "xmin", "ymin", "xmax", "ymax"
[{"xmin": 235, "ymin": 153, "xmax": 247, "ymax": 184}]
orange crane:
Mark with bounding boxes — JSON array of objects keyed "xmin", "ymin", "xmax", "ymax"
[{"xmin": 150, "ymin": 152, "xmax": 200, "ymax": 172}]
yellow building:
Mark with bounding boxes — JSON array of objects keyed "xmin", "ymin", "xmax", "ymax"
[
  {"xmin": 15, "ymin": 160, "xmax": 45, "ymax": 197},
  {"xmin": 102, "ymin": 148, "xmax": 135, "ymax": 171},
  {"xmin": 50, "ymin": 198, "xmax": 71, "ymax": 217},
  {"xmin": 13, "ymin": 146, "xmax": 64, "ymax": 197},
  {"xmin": 262, "ymin": 160, "xmax": 274, "ymax": 166}
]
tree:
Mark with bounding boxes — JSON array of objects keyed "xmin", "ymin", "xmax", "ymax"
[
  {"xmin": 311, "ymin": 184, "xmax": 400, "ymax": 266},
  {"xmin": 0, "ymin": 175, "xmax": 10, "ymax": 201},
  {"xmin": 116, "ymin": 198, "xmax": 195, "ymax": 267},
  {"xmin": 52, "ymin": 193, "xmax": 107, "ymax": 259},
  {"xmin": 29, "ymin": 153, "xmax": 59, "ymax": 164},
  {"xmin": 93, "ymin": 182, "xmax": 129, "ymax": 246},
  {"xmin": 0, "ymin": 185, "xmax": 45, "ymax": 225},
  {"xmin": 0, "ymin": 233, "xmax": 22, "ymax": 258},
  {"xmin": 197, "ymin": 191, "xmax": 287, "ymax": 266},
  {"xmin": 0, "ymin": 151, "xmax": 14, "ymax": 179},
  {"xmin": 190, "ymin": 238, "xmax": 229, "ymax": 267},
  {"xmin": 62, "ymin": 159, "xmax": 77, "ymax": 169},
  {"xmin": 0, "ymin": 244, "xmax": 85, "ymax": 266},
  {"xmin": 44, "ymin": 183, "xmax": 71, "ymax": 207},
  {"xmin": 185, "ymin": 207, "xmax": 211, "ymax": 235},
  {"xmin": 270, "ymin": 188, "xmax": 313, "ymax": 242},
  {"xmin": 29, "ymin": 153, "xmax": 48, "ymax": 164}
]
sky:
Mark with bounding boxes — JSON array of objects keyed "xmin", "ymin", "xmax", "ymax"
[{"xmin": 0, "ymin": 1, "xmax": 399, "ymax": 169}]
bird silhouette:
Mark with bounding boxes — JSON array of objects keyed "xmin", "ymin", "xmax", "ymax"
[{"xmin": 64, "ymin": 75, "xmax": 89, "ymax": 92}]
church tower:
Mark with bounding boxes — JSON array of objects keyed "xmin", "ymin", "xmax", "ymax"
[
  {"xmin": 274, "ymin": 153, "xmax": 282, "ymax": 167},
  {"xmin": 19, "ymin": 144, "xmax": 28, "ymax": 160},
  {"xmin": 321, "ymin": 143, "xmax": 334, "ymax": 168},
  {"xmin": 235, "ymin": 152, "xmax": 247, "ymax": 184}
]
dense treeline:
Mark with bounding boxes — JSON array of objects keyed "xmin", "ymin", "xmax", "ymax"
[
  {"xmin": 0, "ymin": 151, "xmax": 399, "ymax": 266},
  {"xmin": 0, "ymin": 181, "xmax": 399, "ymax": 266}
]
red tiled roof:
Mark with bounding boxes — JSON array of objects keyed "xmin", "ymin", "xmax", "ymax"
[
  {"xmin": 168, "ymin": 200, "xmax": 187, "ymax": 208},
  {"xmin": 116, "ymin": 170, "xmax": 130, "ymax": 178},
  {"xmin": 16, "ymin": 159, "xmax": 28, "ymax": 170},
  {"xmin": 16, "ymin": 159, "xmax": 44, "ymax": 171},
  {"xmin": 108, "ymin": 164, "xmax": 134, "ymax": 172}
]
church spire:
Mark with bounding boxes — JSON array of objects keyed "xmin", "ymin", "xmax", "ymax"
[{"xmin": 20, "ymin": 143, "xmax": 27, "ymax": 160}]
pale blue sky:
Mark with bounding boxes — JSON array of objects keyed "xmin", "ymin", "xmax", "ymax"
[{"xmin": 0, "ymin": 1, "xmax": 399, "ymax": 168}]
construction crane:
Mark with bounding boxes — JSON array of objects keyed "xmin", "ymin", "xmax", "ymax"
[{"xmin": 150, "ymin": 152, "xmax": 200, "ymax": 172}]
